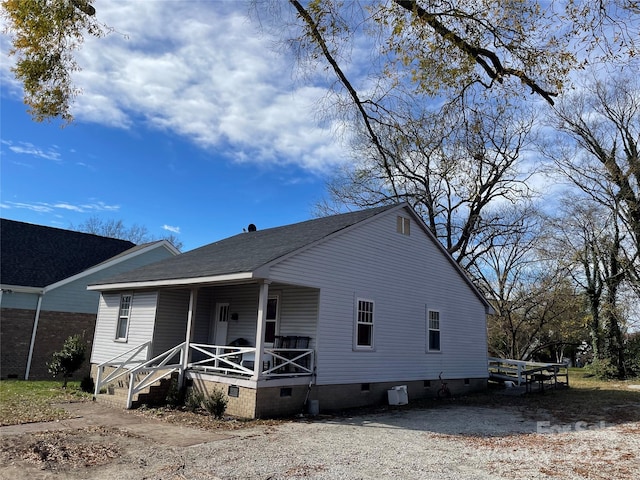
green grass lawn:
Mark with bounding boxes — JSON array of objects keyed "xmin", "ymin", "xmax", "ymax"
[
  {"xmin": 0, "ymin": 380, "xmax": 91, "ymax": 426},
  {"xmin": 545, "ymin": 368, "xmax": 640, "ymax": 423},
  {"xmin": 454, "ymin": 368, "xmax": 640, "ymax": 424}
]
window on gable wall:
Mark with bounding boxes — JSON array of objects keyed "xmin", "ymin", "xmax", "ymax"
[
  {"xmin": 355, "ymin": 299, "xmax": 374, "ymax": 349},
  {"xmin": 428, "ymin": 310, "xmax": 441, "ymax": 352},
  {"xmin": 115, "ymin": 293, "xmax": 132, "ymax": 341},
  {"xmin": 397, "ymin": 216, "xmax": 410, "ymax": 235}
]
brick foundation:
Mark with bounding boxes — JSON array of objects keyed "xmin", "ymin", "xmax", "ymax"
[
  {"xmin": 189, "ymin": 378, "xmax": 258, "ymax": 418},
  {"xmin": 186, "ymin": 376, "xmax": 487, "ymax": 419},
  {"xmin": 312, "ymin": 377, "xmax": 487, "ymax": 412},
  {"xmin": 0, "ymin": 307, "xmax": 95, "ymax": 380}
]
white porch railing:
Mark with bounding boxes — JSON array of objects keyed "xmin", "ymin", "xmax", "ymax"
[
  {"xmin": 125, "ymin": 342, "xmax": 186, "ymax": 408},
  {"xmin": 188, "ymin": 344, "xmax": 314, "ymax": 377},
  {"xmin": 94, "ymin": 341, "xmax": 151, "ymax": 397},
  {"xmin": 264, "ymin": 347, "xmax": 314, "ymax": 376},
  {"xmin": 188, "ymin": 343, "xmax": 256, "ymax": 376},
  {"xmin": 96, "ymin": 342, "xmax": 315, "ymax": 409}
]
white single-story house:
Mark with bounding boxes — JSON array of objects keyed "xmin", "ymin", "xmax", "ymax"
[{"xmin": 88, "ymin": 203, "xmax": 492, "ymax": 418}]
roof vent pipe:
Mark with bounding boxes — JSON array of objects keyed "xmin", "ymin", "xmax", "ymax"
[{"xmin": 248, "ymin": 224, "xmax": 257, "ymax": 232}]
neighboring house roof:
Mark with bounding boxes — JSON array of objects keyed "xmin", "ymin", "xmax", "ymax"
[
  {"xmin": 91, "ymin": 204, "xmax": 398, "ymax": 287},
  {"xmin": 1, "ymin": 218, "xmax": 136, "ymax": 288}
]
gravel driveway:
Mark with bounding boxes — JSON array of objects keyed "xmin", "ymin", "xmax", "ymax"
[{"xmin": 1, "ymin": 403, "xmax": 638, "ymax": 479}]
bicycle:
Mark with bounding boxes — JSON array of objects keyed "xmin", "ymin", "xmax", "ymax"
[{"xmin": 437, "ymin": 371, "xmax": 451, "ymax": 398}]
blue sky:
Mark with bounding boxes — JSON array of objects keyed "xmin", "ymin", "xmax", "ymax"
[{"xmin": 1, "ymin": 1, "xmax": 350, "ymax": 251}]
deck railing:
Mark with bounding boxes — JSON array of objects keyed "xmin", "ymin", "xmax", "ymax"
[{"xmin": 488, "ymin": 356, "xmax": 569, "ymax": 389}]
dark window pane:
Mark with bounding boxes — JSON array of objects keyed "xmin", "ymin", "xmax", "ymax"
[
  {"xmin": 358, "ymin": 324, "xmax": 372, "ymax": 346},
  {"xmin": 266, "ymin": 298, "xmax": 277, "ymax": 320},
  {"xmin": 265, "ymin": 321, "xmax": 276, "ymax": 343},
  {"xmin": 429, "ymin": 330, "xmax": 440, "ymax": 351},
  {"xmin": 117, "ymin": 318, "xmax": 128, "ymax": 339}
]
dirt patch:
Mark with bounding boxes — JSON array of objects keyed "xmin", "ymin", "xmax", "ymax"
[
  {"xmin": 1, "ymin": 402, "xmax": 638, "ymax": 479},
  {"xmin": 1, "ymin": 426, "xmax": 131, "ymax": 471}
]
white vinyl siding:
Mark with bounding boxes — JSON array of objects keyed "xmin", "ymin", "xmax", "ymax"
[
  {"xmin": 151, "ymin": 290, "xmax": 190, "ymax": 357},
  {"xmin": 90, "ymin": 291, "xmax": 158, "ymax": 364},
  {"xmin": 268, "ymin": 206, "xmax": 489, "ymax": 385}
]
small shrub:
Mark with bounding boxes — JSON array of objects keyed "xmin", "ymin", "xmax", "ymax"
[
  {"xmin": 185, "ymin": 390, "xmax": 205, "ymax": 412},
  {"xmin": 202, "ymin": 388, "xmax": 228, "ymax": 419},
  {"xmin": 47, "ymin": 334, "xmax": 87, "ymax": 388},
  {"xmin": 586, "ymin": 357, "xmax": 619, "ymax": 379},
  {"xmin": 80, "ymin": 375, "xmax": 95, "ymax": 393},
  {"xmin": 165, "ymin": 377, "xmax": 185, "ymax": 408}
]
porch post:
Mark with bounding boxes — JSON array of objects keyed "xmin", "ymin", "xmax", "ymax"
[
  {"xmin": 252, "ymin": 280, "xmax": 270, "ymax": 380},
  {"xmin": 179, "ymin": 288, "xmax": 198, "ymax": 386}
]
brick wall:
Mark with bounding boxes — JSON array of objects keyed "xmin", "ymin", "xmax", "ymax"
[
  {"xmin": 0, "ymin": 308, "xmax": 34, "ymax": 379},
  {"xmin": 189, "ymin": 378, "xmax": 258, "ymax": 418},
  {"xmin": 0, "ymin": 307, "xmax": 96, "ymax": 380}
]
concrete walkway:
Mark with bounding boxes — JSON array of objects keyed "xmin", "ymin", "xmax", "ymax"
[{"xmin": 0, "ymin": 401, "xmax": 231, "ymax": 447}]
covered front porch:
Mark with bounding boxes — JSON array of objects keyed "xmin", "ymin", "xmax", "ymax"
[{"xmin": 93, "ymin": 279, "xmax": 318, "ymax": 413}]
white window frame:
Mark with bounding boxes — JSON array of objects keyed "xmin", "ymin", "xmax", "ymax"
[
  {"xmin": 115, "ymin": 293, "xmax": 133, "ymax": 342},
  {"xmin": 427, "ymin": 309, "xmax": 441, "ymax": 352},
  {"xmin": 354, "ymin": 298, "xmax": 375, "ymax": 350}
]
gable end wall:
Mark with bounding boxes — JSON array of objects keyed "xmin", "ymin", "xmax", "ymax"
[{"xmin": 268, "ymin": 208, "xmax": 488, "ymax": 385}]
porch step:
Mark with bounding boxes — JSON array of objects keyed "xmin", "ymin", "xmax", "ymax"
[{"xmin": 94, "ymin": 372, "xmax": 178, "ymax": 409}]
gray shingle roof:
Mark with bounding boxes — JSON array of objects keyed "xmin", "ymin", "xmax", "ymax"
[
  {"xmin": 91, "ymin": 204, "xmax": 400, "ymax": 286},
  {"xmin": 1, "ymin": 218, "xmax": 136, "ymax": 288}
]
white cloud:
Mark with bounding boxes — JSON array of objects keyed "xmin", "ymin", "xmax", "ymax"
[
  {"xmin": 2, "ymin": 200, "xmax": 120, "ymax": 214},
  {"xmin": 66, "ymin": 1, "xmax": 349, "ymax": 173},
  {"xmin": 2, "ymin": 140, "xmax": 62, "ymax": 162},
  {"xmin": 162, "ymin": 224, "xmax": 181, "ymax": 234}
]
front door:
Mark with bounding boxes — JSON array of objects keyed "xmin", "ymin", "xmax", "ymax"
[{"xmin": 210, "ymin": 302, "xmax": 229, "ymax": 346}]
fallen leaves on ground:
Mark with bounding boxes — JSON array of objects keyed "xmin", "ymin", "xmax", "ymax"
[
  {"xmin": 0, "ymin": 426, "xmax": 135, "ymax": 470},
  {"xmin": 130, "ymin": 406, "xmax": 284, "ymax": 431}
]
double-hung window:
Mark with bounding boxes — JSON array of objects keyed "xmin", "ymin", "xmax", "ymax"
[
  {"xmin": 116, "ymin": 293, "xmax": 132, "ymax": 341},
  {"xmin": 427, "ymin": 310, "xmax": 441, "ymax": 352},
  {"xmin": 355, "ymin": 299, "xmax": 374, "ymax": 349}
]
